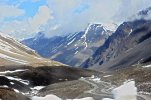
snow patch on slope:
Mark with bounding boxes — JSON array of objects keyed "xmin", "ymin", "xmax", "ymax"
[
  {"xmin": 81, "ymin": 24, "xmax": 92, "ymax": 49},
  {"xmin": 67, "ymin": 38, "xmax": 76, "ymax": 45},
  {"xmin": 142, "ymin": 64, "xmax": 151, "ymax": 68},
  {"xmin": 102, "ymin": 23, "xmax": 117, "ymax": 32},
  {"xmin": 0, "ymin": 69, "xmax": 28, "ymax": 74}
]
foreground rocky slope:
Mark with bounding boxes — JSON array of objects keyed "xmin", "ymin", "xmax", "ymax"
[
  {"xmin": 22, "ymin": 23, "xmax": 116, "ymax": 67},
  {"xmin": 0, "ymin": 65, "xmax": 100, "ymax": 100},
  {"xmin": 82, "ymin": 19, "xmax": 151, "ymax": 70},
  {"xmin": 0, "ymin": 63, "xmax": 150, "ymax": 100}
]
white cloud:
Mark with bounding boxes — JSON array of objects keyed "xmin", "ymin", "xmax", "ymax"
[
  {"xmin": 113, "ymin": 0, "xmax": 151, "ymax": 22},
  {"xmin": 28, "ymin": 5, "xmax": 54, "ymax": 33},
  {"xmin": 1, "ymin": 0, "xmax": 151, "ymax": 39},
  {"xmin": 0, "ymin": 5, "xmax": 25, "ymax": 20},
  {"xmin": 44, "ymin": 0, "xmax": 120, "ymax": 37},
  {"xmin": 0, "ymin": 5, "xmax": 54, "ymax": 40}
]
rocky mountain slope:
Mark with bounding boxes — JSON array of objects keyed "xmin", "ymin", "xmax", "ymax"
[
  {"xmin": 0, "ymin": 32, "xmax": 64, "ymax": 67},
  {"xmin": 22, "ymin": 23, "xmax": 117, "ymax": 67},
  {"xmin": 82, "ymin": 19, "xmax": 151, "ymax": 70}
]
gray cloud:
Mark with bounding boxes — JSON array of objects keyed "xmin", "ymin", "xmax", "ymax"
[
  {"xmin": 0, "ymin": 5, "xmax": 25, "ymax": 20},
  {"xmin": 0, "ymin": 5, "xmax": 54, "ymax": 40},
  {"xmin": 1, "ymin": 0, "xmax": 151, "ymax": 39},
  {"xmin": 44, "ymin": 0, "xmax": 120, "ymax": 37},
  {"xmin": 113, "ymin": 0, "xmax": 151, "ymax": 23}
]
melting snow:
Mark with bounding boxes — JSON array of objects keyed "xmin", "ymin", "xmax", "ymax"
[
  {"xmin": 67, "ymin": 38, "xmax": 76, "ymax": 45},
  {"xmin": 129, "ymin": 29, "xmax": 133, "ymax": 35},
  {"xmin": 81, "ymin": 24, "xmax": 92, "ymax": 49},
  {"xmin": 75, "ymin": 51, "xmax": 79, "ymax": 54},
  {"xmin": 103, "ymin": 81, "xmax": 137, "ymax": 100},
  {"xmin": 142, "ymin": 64, "xmax": 151, "ymax": 68},
  {"xmin": 102, "ymin": 99, "xmax": 114, "ymax": 100},
  {"xmin": 31, "ymin": 86, "xmax": 45, "ymax": 91},
  {"xmin": 91, "ymin": 77, "xmax": 101, "ymax": 82},
  {"xmin": 32, "ymin": 95, "xmax": 62, "ymax": 100},
  {"xmin": 67, "ymin": 32, "xmax": 79, "ymax": 41},
  {"xmin": 96, "ymin": 25, "xmax": 102, "ymax": 30},
  {"xmin": 30, "ymin": 86, "xmax": 45, "ymax": 95},
  {"xmin": 14, "ymin": 89, "xmax": 20, "ymax": 93},
  {"xmin": 0, "ymin": 69, "xmax": 27, "ymax": 74},
  {"xmin": 10, "ymin": 82, "xmax": 14, "ymax": 85},
  {"xmin": 2, "ymin": 75, "xmax": 30, "ymax": 85},
  {"xmin": 68, "ymin": 97, "xmax": 94, "ymax": 100},
  {"xmin": 102, "ymin": 23, "xmax": 117, "ymax": 32},
  {"xmin": 103, "ymin": 75, "xmax": 112, "ymax": 78},
  {"xmin": 32, "ymin": 95, "xmax": 94, "ymax": 100}
]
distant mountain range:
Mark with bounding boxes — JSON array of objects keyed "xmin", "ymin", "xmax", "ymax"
[
  {"xmin": 22, "ymin": 7, "xmax": 151, "ymax": 70},
  {"xmin": 22, "ymin": 23, "xmax": 117, "ymax": 67}
]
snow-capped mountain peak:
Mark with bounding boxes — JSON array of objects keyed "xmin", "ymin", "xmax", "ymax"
[
  {"xmin": 102, "ymin": 23, "xmax": 118, "ymax": 32},
  {"xmin": 22, "ymin": 23, "xmax": 114, "ymax": 67}
]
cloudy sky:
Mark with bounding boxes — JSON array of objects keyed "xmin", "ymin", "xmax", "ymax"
[{"xmin": 0, "ymin": 0, "xmax": 151, "ymax": 39}]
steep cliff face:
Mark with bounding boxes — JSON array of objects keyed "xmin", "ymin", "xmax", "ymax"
[{"xmin": 82, "ymin": 19, "xmax": 151, "ymax": 70}]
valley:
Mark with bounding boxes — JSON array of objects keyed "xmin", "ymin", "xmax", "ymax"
[
  {"xmin": 0, "ymin": 1, "xmax": 151, "ymax": 100},
  {"xmin": 0, "ymin": 18, "xmax": 151, "ymax": 99}
]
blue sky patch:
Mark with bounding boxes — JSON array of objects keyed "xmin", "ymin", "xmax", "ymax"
[
  {"xmin": 19, "ymin": 0, "xmax": 47, "ymax": 17},
  {"xmin": 73, "ymin": 4, "xmax": 89, "ymax": 14}
]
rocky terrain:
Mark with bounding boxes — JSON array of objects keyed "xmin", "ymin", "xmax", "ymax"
[
  {"xmin": 0, "ymin": 63, "xmax": 151, "ymax": 100},
  {"xmin": 0, "ymin": 65, "xmax": 98, "ymax": 100}
]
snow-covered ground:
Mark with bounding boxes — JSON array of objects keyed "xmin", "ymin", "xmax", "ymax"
[
  {"xmin": 103, "ymin": 81, "xmax": 137, "ymax": 100},
  {"xmin": 0, "ymin": 69, "xmax": 148, "ymax": 100},
  {"xmin": 0, "ymin": 69, "xmax": 28, "ymax": 74},
  {"xmin": 32, "ymin": 95, "xmax": 94, "ymax": 100},
  {"xmin": 142, "ymin": 64, "xmax": 151, "ymax": 68}
]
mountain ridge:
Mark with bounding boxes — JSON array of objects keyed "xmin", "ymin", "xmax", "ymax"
[
  {"xmin": 0, "ymin": 31, "xmax": 65, "ymax": 67},
  {"xmin": 82, "ymin": 19, "xmax": 151, "ymax": 70},
  {"xmin": 22, "ymin": 23, "xmax": 117, "ymax": 67}
]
